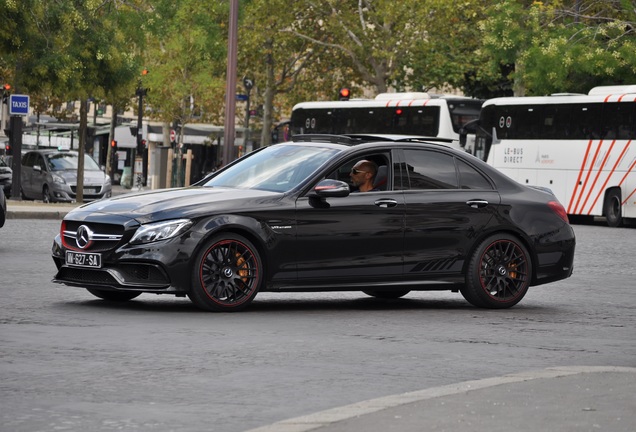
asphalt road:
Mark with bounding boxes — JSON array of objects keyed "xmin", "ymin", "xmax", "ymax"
[{"xmin": 0, "ymin": 219, "xmax": 635, "ymax": 432}]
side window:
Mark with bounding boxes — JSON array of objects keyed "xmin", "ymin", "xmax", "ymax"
[
  {"xmin": 22, "ymin": 153, "xmax": 35, "ymax": 168},
  {"xmin": 457, "ymin": 159, "xmax": 493, "ymax": 189},
  {"xmin": 402, "ymin": 150, "xmax": 458, "ymax": 190},
  {"xmin": 325, "ymin": 153, "xmax": 391, "ymax": 191},
  {"xmin": 35, "ymin": 155, "xmax": 46, "ymax": 170}
]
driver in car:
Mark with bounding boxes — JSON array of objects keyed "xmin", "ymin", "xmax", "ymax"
[{"xmin": 350, "ymin": 160, "xmax": 378, "ymax": 192}]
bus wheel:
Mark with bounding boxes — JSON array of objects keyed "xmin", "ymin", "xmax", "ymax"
[{"xmin": 604, "ymin": 189, "xmax": 623, "ymax": 228}]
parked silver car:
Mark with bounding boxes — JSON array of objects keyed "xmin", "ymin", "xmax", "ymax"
[{"xmin": 21, "ymin": 149, "xmax": 111, "ymax": 203}]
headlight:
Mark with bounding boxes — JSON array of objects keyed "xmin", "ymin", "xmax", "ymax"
[
  {"xmin": 52, "ymin": 174, "xmax": 66, "ymax": 184},
  {"xmin": 130, "ymin": 219, "xmax": 193, "ymax": 244},
  {"xmin": 105, "ymin": 175, "xmax": 111, "ymax": 185}
]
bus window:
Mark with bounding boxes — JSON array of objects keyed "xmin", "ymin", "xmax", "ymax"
[{"xmin": 603, "ymin": 102, "xmax": 636, "ymax": 140}]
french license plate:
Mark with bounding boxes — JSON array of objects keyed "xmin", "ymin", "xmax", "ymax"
[{"xmin": 66, "ymin": 250, "xmax": 102, "ymax": 268}]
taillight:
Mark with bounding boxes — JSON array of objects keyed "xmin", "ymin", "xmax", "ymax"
[{"xmin": 548, "ymin": 201, "xmax": 569, "ymax": 223}]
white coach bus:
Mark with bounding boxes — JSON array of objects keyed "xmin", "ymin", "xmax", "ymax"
[
  {"xmin": 290, "ymin": 92, "xmax": 483, "ymax": 153},
  {"xmin": 471, "ymin": 85, "xmax": 636, "ymax": 227}
]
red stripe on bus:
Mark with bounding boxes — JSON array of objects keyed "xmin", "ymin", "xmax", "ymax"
[
  {"xmin": 573, "ymin": 140, "xmax": 604, "ymax": 214},
  {"xmin": 586, "ymin": 140, "xmax": 632, "ymax": 214},
  {"xmin": 617, "ymin": 152, "xmax": 636, "ymax": 188},
  {"xmin": 581, "ymin": 139, "xmax": 617, "ymax": 214},
  {"xmin": 623, "ymin": 187, "xmax": 636, "ymax": 206},
  {"xmin": 568, "ymin": 139, "xmax": 594, "ymax": 213}
]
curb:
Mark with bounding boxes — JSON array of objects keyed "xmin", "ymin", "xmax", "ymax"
[{"xmin": 243, "ymin": 366, "xmax": 636, "ymax": 432}]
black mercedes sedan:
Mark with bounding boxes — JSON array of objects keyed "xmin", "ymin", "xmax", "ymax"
[{"xmin": 52, "ymin": 135, "xmax": 575, "ymax": 311}]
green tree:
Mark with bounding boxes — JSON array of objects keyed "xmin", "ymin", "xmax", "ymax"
[
  {"xmin": 478, "ymin": 0, "xmax": 636, "ymax": 96},
  {"xmin": 240, "ymin": 0, "xmax": 343, "ymax": 147},
  {"xmin": 1, "ymin": 0, "xmax": 145, "ymax": 201}
]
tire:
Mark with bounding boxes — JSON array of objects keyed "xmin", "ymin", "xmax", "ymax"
[
  {"xmin": 604, "ymin": 189, "xmax": 623, "ymax": 228},
  {"xmin": 188, "ymin": 233, "xmax": 262, "ymax": 312},
  {"xmin": 0, "ymin": 194, "xmax": 5, "ymax": 228},
  {"xmin": 363, "ymin": 289, "xmax": 410, "ymax": 299},
  {"xmin": 460, "ymin": 234, "xmax": 532, "ymax": 309},
  {"xmin": 42, "ymin": 185, "xmax": 51, "ymax": 203},
  {"xmin": 86, "ymin": 288, "xmax": 141, "ymax": 302}
]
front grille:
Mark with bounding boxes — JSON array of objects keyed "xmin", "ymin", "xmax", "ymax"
[
  {"xmin": 119, "ymin": 263, "xmax": 170, "ymax": 285},
  {"xmin": 58, "ymin": 267, "xmax": 118, "ymax": 285},
  {"xmin": 62, "ymin": 221, "xmax": 127, "ymax": 252},
  {"xmin": 57, "ymin": 263, "xmax": 170, "ymax": 288}
]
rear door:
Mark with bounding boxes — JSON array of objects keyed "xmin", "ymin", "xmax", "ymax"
[{"xmin": 398, "ymin": 148, "xmax": 501, "ymax": 279}]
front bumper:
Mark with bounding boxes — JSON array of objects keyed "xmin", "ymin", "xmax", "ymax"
[{"xmin": 51, "ymin": 233, "xmax": 195, "ymax": 294}]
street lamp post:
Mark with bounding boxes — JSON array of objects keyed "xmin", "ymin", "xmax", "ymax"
[{"xmin": 222, "ymin": 0, "xmax": 239, "ymax": 167}]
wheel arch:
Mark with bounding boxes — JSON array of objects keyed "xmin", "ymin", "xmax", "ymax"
[{"xmin": 189, "ymin": 217, "xmax": 272, "ymax": 284}]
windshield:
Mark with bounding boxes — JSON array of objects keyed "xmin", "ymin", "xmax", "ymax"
[
  {"xmin": 47, "ymin": 152, "xmax": 101, "ymax": 171},
  {"xmin": 204, "ymin": 144, "xmax": 340, "ymax": 192}
]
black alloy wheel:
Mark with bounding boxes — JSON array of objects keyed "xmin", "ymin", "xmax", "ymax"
[
  {"xmin": 188, "ymin": 234, "xmax": 262, "ymax": 312},
  {"xmin": 86, "ymin": 288, "xmax": 141, "ymax": 302},
  {"xmin": 461, "ymin": 234, "xmax": 531, "ymax": 309}
]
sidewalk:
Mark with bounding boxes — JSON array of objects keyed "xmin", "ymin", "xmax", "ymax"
[
  {"xmin": 246, "ymin": 366, "xmax": 636, "ymax": 432},
  {"xmin": 5, "ymin": 184, "xmax": 133, "ymax": 220}
]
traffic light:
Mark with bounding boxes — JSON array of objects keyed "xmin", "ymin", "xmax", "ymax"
[
  {"xmin": 1, "ymin": 83, "xmax": 10, "ymax": 103},
  {"xmin": 338, "ymin": 88, "xmax": 351, "ymax": 101},
  {"xmin": 111, "ymin": 140, "xmax": 117, "ymax": 149}
]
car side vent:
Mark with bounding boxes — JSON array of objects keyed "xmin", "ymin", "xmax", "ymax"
[{"xmin": 408, "ymin": 258, "xmax": 461, "ymax": 273}]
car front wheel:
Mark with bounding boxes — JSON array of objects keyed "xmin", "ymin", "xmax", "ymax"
[
  {"xmin": 42, "ymin": 185, "xmax": 51, "ymax": 203},
  {"xmin": 188, "ymin": 234, "xmax": 262, "ymax": 312},
  {"xmin": 461, "ymin": 234, "xmax": 531, "ymax": 309}
]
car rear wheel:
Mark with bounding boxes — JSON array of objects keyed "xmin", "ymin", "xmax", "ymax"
[
  {"xmin": 363, "ymin": 289, "xmax": 410, "ymax": 299},
  {"xmin": 461, "ymin": 234, "xmax": 531, "ymax": 309},
  {"xmin": 188, "ymin": 234, "xmax": 262, "ymax": 312},
  {"xmin": 86, "ymin": 288, "xmax": 141, "ymax": 301}
]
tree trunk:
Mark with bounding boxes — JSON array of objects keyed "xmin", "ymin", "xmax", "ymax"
[
  {"xmin": 106, "ymin": 103, "xmax": 117, "ymax": 181},
  {"xmin": 260, "ymin": 40, "xmax": 275, "ymax": 147},
  {"xmin": 76, "ymin": 98, "xmax": 88, "ymax": 203}
]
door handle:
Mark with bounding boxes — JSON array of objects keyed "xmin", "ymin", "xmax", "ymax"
[
  {"xmin": 466, "ymin": 199, "xmax": 489, "ymax": 209},
  {"xmin": 375, "ymin": 198, "xmax": 398, "ymax": 208}
]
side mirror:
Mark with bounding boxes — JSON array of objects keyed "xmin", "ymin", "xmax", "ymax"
[
  {"xmin": 313, "ymin": 179, "xmax": 350, "ymax": 198},
  {"xmin": 33, "ymin": 165, "xmax": 42, "ymax": 172}
]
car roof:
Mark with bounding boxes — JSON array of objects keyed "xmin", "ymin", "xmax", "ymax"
[
  {"xmin": 290, "ymin": 133, "xmax": 454, "ymax": 146},
  {"xmin": 26, "ymin": 149, "xmax": 76, "ymax": 154}
]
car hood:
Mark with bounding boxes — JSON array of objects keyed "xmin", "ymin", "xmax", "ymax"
[{"xmin": 67, "ymin": 186, "xmax": 283, "ymax": 223}]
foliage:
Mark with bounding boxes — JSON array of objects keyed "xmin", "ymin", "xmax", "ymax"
[
  {"xmin": 1, "ymin": 0, "xmax": 635, "ymax": 143},
  {"xmin": 140, "ymin": 0, "xmax": 227, "ymax": 127},
  {"xmin": 478, "ymin": 0, "xmax": 636, "ymax": 96}
]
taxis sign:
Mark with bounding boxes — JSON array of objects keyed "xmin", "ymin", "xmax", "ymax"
[{"xmin": 9, "ymin": 94, "xmax": 30, "ymax": 116}]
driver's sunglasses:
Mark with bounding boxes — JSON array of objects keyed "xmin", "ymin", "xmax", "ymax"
[{"xmin": 351, "ymin": 168, "xmax": 367, "ymax": 175}]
